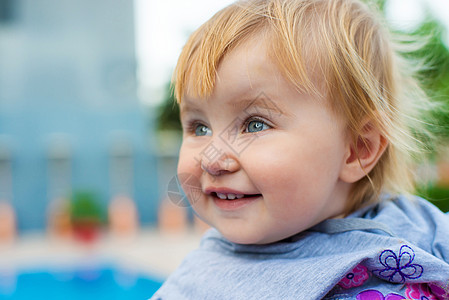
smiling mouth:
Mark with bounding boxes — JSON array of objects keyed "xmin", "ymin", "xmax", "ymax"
[{"xmin": 211, "ymin": 192, "xmax": 261, "ymax": 200}]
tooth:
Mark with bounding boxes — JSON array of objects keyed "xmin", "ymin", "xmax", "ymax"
[
  {"xmin": 236, "ymin": 194, "xmax": 244, "ymax": 199},
  {"xmin": 227, "ymin": 193, "xmax": 236, "ymax": 200},
  {"xmin": 217, "ymin": 193, "xmax": 227, "ymax": 200}
]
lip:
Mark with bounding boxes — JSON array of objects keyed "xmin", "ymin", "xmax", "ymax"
[
  {"xmin": 204, "ymin": 187, "xmax": 248, "ymax": 195},
  {"xmin": 204, "ymin": 187, "xmax": 262, "ymax": 211}
]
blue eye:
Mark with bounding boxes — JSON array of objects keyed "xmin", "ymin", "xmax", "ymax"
[
  {"xmin": 246, "ymin": 120, "xmax": 270, "ymax": 133},
  {"xmin": 194, "ymin": 124, "xmax": 212, "ymax": 136}
]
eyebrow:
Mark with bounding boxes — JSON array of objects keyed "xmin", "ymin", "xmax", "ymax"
[
  {"xmin": 179, "ymin": 93, "xmax": 286, "ymax": 119},
  {"xmin": 234, "ymin": 94, "xmax": 284, "ymax": 118},
  {"xmin": 179, "ymin": 103, "xmax": 202, "ymax": 119}
]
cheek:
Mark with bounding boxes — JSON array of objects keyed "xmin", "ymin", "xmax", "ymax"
[
  {"xmin": 242, "ymin": 146, "xmax": 301, "ymax": 198},
  {"xmin": 177, "ymin": 145, "xmax": 201, "ymax": 176},
  {"xmin": 243, "ymin": 139, "xmax": 343, "ymax": 198},
  {"xmin": 177, "ymin": 147, "xmax": 205, "ymax": 207}
]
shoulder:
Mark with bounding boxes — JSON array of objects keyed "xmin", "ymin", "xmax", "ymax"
[
  {"xmin": 359, "ymin": 194, "xmax": 449, "ymax": 255},
  {"xmin": 358, "ymin": 194, "xmax": 448, "ymax": 225},
  {"xmin": 388, "ymin": 194, "xmax": 447, "ymax": 216}
]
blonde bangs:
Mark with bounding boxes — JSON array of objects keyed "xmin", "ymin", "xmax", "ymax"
[
  {"xmin": 174, "ymin": 0, "xmax": 325, "ymax": 102},
  {"xmin": 173, "ymin": 2, "xmax": 269, "ymax": 102}
]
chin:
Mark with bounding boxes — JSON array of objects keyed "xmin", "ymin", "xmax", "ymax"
[{"xmin": 220, "ymin": 230, "xmax": 272, "ymax": 245}]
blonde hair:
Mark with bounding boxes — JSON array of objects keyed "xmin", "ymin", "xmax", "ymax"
[{"xmin": 174, "ymin": 0, "xmax": 432, "ymax": 214}]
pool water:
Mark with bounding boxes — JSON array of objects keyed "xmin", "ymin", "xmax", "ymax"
[{"xmin": 0, "ymin": 267, "xmax": 163, "ymax": 300}]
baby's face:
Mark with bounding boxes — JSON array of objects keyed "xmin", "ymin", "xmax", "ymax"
[{"xmin": 178, "ymin": 37, "xmax": 351, "ymax": 244}]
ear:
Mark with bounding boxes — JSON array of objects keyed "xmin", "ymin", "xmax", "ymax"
[{"xmin": 340, "ymin": 121, "xmax": 388, "ymax": 183}]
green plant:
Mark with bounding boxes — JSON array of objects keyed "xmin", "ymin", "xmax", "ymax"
[
  {"xmin": 155, "ymin": 82, "xmax": 181, "ymax": 132},
  {"xmin": 70, "ymin": 191, "xmax": 105, "ymax": 225},
  {"xmin": 416, "ymin": 184, "xmax": 449, "ymax": 212}
]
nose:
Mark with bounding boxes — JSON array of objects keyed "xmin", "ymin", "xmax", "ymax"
[{"xmin": 200, "ymin": 153, "xmax": 240, "ymax": 176}]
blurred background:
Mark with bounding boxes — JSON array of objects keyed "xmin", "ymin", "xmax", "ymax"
[{"xmin": 0, "ymin": 0, "xmax": 448, "ymax": 299}]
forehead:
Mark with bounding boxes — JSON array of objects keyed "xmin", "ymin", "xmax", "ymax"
[
  {"xmin": 184, "ymin": 36, "xmax": 282, "ymax": 100},
  {"xmin": 183, "ymin": 25, "xmax": 327, "ymax": 101},
  {"xmin": 218, "ymin": 38, "xmax": 277, "ymax": 90},
  {"xmin": 181, "ymin": 38, "xmax": 279, "ymax": 107}
]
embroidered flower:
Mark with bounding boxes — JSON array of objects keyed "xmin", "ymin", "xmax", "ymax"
[
  {"xmin": 338, "ymin": 264, "xmax": 369, "ymax": 289},
  {"xmin": 373, "ymin": 245, "xmax": 423, "ymax": 283},
  {"xmin": 405, "ymin": 283, "xmax": 439, "ymax": 300},
  {"xmin": 428, "ymin": 283, "xmax": 449, "ymax": 299},
  {"xmin": 356, "ymin": 289, "xmax": 406, "ymax": 300}
]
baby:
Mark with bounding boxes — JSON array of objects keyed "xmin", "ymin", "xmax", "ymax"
[{"xmin": 152, "ymin": 0, "xmax": 449, "ymax": 299}]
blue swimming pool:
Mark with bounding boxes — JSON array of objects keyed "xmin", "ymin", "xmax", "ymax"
[{"xmin": 0, "ymin": 266, "xmax": 163, "ymax": 300}]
